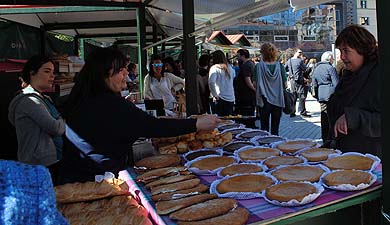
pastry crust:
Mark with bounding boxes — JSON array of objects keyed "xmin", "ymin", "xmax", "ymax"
[
  {"xmin": 136, "ymin": 166, "xmax": 187, "ymax": 182},
  {"xmin": 323, "ymin": 155, "xmax": 375, "ymax": 170},
  {"xmin": 156, "ymin": 193, "xmax": 217, "ymax": 215},
  {"xmin": 177, "ymin": 207, "xmax": 250, "ymax": 225},
  {"xmin": 190, "ymin": 156, "xmax": 235, "ymax": 171},
  {"xmin": 254, "ymin": 136, "xmax": 285, "ymax": 145},
  {"xmin": 135, "ymin": 154, "xmax": 181, "ymax": 169},
  {"xmin": 238, "ymin": 130, "xmax": 269, "ymax": 139},
  {"xmin": 238, "ymin": 147, "xmax": 280, "ymax": 161},
  {"xmin": 271, "ymin": 165, "xmax": 325, "ymax": 182},
  {"xmin": 223, "ymin": 141, "xmax": 255, "ymax": 153},
  {"xmin": 265, "ymin": 182, "xmax": 317, "ymax": 202},
  {"xmin": 151, "ymin": 178, "xmax": 200, "ymax": 195},
  {"xmin": 188, "ymin": 140, "xmax": 203, "ymax": 150},
  {"xmin": 169, "ymin": 198, "xmax": 237, "ymax": 221},
  {"xmin": 264, "ymin": 156, "xmax": 304, "ymax": 169},
  {"xmin": 219, "ymin": 164, "xmax": 263, "ymax": 176},
  {"xmin": 300, "ymin": 148, "xmax": 337, "ymax": 162},
  {"xmin": 323, "ymin": 170, "xmax": 372, "ymax": 186},
  {"xmin": 55, "ymin": 178, "xmax": 129, "ymax": 203},
  {"xmin": 216, "ymin": 174, "xmax": 274, "ymax": 194},
  {"xmin": 145, "ymin": 175, "xmax": 196, "ymax": 189},
  {"xmin": 185, "ymin": 150, "xmax": 219, "ymax": 161},
  {"xmin": 152, "ymin": 184, "xmax": 209, "ymax": 202},
  {"xmin": 217, "ymin": 123, "xmax": 242, "ymax": 132},
  {"xmin": 276, "ymin": 140, "xmax": 317, "ymax": 154}
]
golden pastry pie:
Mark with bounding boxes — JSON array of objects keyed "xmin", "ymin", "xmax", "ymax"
[
  {"xmin": 218, "ymin": 123, "xmax": 242, "ymax": 132},
  {"xmin": 136, "ymin": 166, "xmax": 187, "ymax": 182},
  {"xmin": 151, "ymin": 178, "xmax": 200, "ymax": 195},
  {"xmin": 224, "ymin": 128, "xmax": 247, "ymax": 136},
  {"xmin": 177, "ymin": 207, "xmax": 249, "ymax": 225},
  {"xmin": 323, "ymin": 155, "xmax": 375, "ymax": 170},
  {"xmin": 219, "ymin": 164, "xmax": 263, "ymax": 176},
  {"xmin": 265, "ymin": 182, "xmax": 317, "ymax": 202},
  {"xmin": 190, "ymin": 156, "xmax": 235, "ymax": 171},
  {"xmin": 156, "ymin": 193, "xmax": 217, "ymax": 215},
  {"xmin": 254, "ymin": 136, "xmax": 285, "ymax": 145},
  {"xmin": 151, "ymin": 184, "xmax": 209, "ymax": 202},
  {"xmin": 276, "ymin": 140, "xmax": 317, "ymax": 154},
  {"xmin": 271, "ymin": 165, "xmax": 325, "ymax": 182},
  {"xmin": 216, "ymin": 174, "xmax": 275, "ymax": 194},
  {"xmin": 323, "ymin": 170, "xmax": 372, "ymax": 186},
  {"xmin": 300, "ymin": 148, "xmax": 337, "ymax": 162},
  {"xmin": 185, "ymin": 150, "xmax": 219, "ymax": 161},
  {"xmin": 135, "ymin": 154, "xmax": 181, "ymax": 169},
  {"xmin": 145, "ymin": 175, "xmax": 196, "ymax": 189},
  {"xmin": 263, "ymin": 156, "xmax": 304, "ymax": 169},
  {"xmin": 223, "ymin": 141, "xmax": 255, "ymax": 153},
  {"xmin": 238, "ymin": 130, "xmax": 269, "ymax": 139},
  {"xmin": 238, "ymin": 147, "xmax": 280, "ymax": 161}
]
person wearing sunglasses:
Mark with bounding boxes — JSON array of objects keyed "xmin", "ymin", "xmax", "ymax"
[{"xmin": 144, "ymin": 54, "xmax": 185, "ymax": 110}]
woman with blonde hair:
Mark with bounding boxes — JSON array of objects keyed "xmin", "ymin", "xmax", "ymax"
[
  {"xmin": 255, "ymin": 43, "xmax": 287, "ymax": 135},
  {"xmin": 208, "ymin": 50, "xmax": 235, "ymax": 116}
]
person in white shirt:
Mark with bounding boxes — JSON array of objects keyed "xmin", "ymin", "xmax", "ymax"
[
  {"xmin": 144, "ymin": 54, "xmax": 185, "ymax": 110},
  {"xmin": 208, "ymin": 50, "xmax": 235, "ymax": 116}
]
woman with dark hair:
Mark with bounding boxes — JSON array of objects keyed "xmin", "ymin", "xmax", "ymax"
[
  {"xmin": 58, "ymin": 48, "xmax": 220, "ymax": 184},
  {"xmin": 197, "ymin": 54, "xmax": 211, "ymax": 114},
  {"xmin": 144, "ymin": 54, "xmax": 185, "ymax": 110},
  {"xmin": 327, "ymin": 24, "xmax": 381, "ymax": 156},
  {"xmin": 163, "ymin": 56, "xmax": 182, "ymax": 78},
  {"xmin": 208, "ymin": 50, "xmax": 235, "ymax": 116},
  {"xmin": 8, "ymin": 55, "xmax": 65, "ymax": 180}
]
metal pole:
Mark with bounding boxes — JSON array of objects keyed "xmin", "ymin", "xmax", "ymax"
[{"xmin": 137, "ymin": 4, "xmax": 147, "ymax": 97}]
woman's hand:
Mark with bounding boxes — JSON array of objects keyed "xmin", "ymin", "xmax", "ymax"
[
  {"xmin": 334, "ymin": 114, "xmax": 348, "ymax": 137},
  {"xmin": 196, "ymin": 114, "xmax": 222, "ymax": 131}
]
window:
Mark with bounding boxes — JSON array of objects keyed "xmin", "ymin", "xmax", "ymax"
[
  {"xmin": 361, "ymin": 0, "xmax": 367, "ymax": 8},
  {"xmin": 303, "ymin": 35, "xmax": 316, "ymax": 41},
  {"xmin": 274, "ymin": 35, "xmax": 289, "ymax": 42},
  {"xmin": 360, "ymin": 17, "xmax": 370, "ymax": 25}
]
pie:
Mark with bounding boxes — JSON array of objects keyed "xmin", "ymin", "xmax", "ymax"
[
  {"xmin": 238, "ymin": 130, "xmax": 269, "ymax": 139},
  {"xmin": 189, "ymin": 156, "xmax": 235, "ymax": 171},
  {"xmin": 218, "ymin": 123, "xmax": 242, "ymax": 132},
  {"xmin": 323, "ymin": 170, "xmax": 372, "ymax": 186},
  {"xmin": 151, "ymin": 184, "xmax": 209, "ymax": 202},
  {"xmin": 238, "ymin": 147, "xmax": 280, "ymax": 161},
  {"xmin": 145, "ymin": 175, "xmax": 196, "ymax": 189},
  {"xmin": 169, "ymin": 198, "xmax": 237, "ymax": 221},
  {"xmin": 219, "ymin": 164, "xmax": 263, "ymax": 176},
  {"xmin": 185, "ymin": 150, "xmax": 219, "ymax": 161},
  {"xmin": 276, "ymin": 140, "xmax": 317, "ymax": 154},
  {"xmin": 135, "ymin": 154, "xmax": 181, "ymax": 169},
  {"xmin": 300, "ymin": 148, "xmax": 337, "ymax": 162},
  {"xmin": 223, "ymin": 128, "xmax": 247, "ymax": 136},
  {"xmin": 177, "ymin": 207, "xmax": 249, "ymax": 225},
  {"xmin": 216, "ymin": 174, "xmax": 275, "ymax": 194},
  {"xmin": 156, "ymin": 193, "xmax": 217, "ymax": 215},
  {"xmin": 323, "ymin": 155, "xmax": 375, "ymax": 170},
  {"xmin": 223, "ymin": 141, "xmax": 255, "ymax": 153},
  {"xmin": 151, "ymin": 178, "xmax": 200, "ymax": 195},
  {"xmin": 265, "ymin": 182, "xmax": 318, "ymax": 202},
  {"xmin": 271, "ymin": 165, "xmax": 325, "ymax": 182},
  {"xmin": 253, "ymin": 136, "xmax": 285, "ymax": 145},
  {"xmin": 263, "ymin": 156, "xmax": 304, "ymax": 169},
  {"xmin": 136, "ymin": 166, "xmax": 187, "ymax": 182}
]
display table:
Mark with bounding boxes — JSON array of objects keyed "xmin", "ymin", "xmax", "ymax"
[{"xmin": 119, "ymin": 164, "xmax": 382, "ymax": 225}]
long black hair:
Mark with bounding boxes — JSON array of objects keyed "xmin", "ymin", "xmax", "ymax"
[{"xmin": 63, "ymin": 47, "xmax": 128, "ymax": 119}]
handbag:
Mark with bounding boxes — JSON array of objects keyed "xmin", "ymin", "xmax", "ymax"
[{"xmin": 283, "ymin": 89, "xmax": 296, "ymax": 114}]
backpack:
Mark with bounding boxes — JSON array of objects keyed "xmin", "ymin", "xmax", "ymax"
[{"xmin": 283, "ymin": 89, "xmax": 296, "ymax": 114}]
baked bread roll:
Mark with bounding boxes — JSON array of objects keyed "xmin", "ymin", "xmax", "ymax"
[
  {"xmin": 323, "ymin": 155, "xmax": 375, "ymax": 170},
  {"xmin": 276, "ymin": 140, "xmax": 317, "ymax": 154},
  {"xmin": 177, "ymin": 207, "xmax": 250, "ymax": 225},
  {"xmin": 156, "ymin": 193, "xmax": 217, "ymax": 215},
  {"xmin": 159, "ymin": 143, "xmax": 178, "ymax": 154},
  {"xmin": 300, "ymin": 148, "xmax": 337, "ymax": 162},
  {"xmin": 152, "ymin": 184, "xmax": 209, "ymax": 202},
  {"xmin": 55, "ymin": 178, "xmax": 129, "ymax": 203},
  {"xmin": 215, "ymin": 132, "xmax": 233, "ymax": 146},
  {"xmin": 323, "ymin": 170, "xmax": 372, "ymax": 186},
  {"xmin": 265, "ymin": 182, "xmax": 317, "ymax": 202},
  {"xmin": 135, "ymin": 154, "xmax": 181, "ymax": 169},
  {"xmin": 176, "ymin": 141, "xmax": 189, "ymax": 153},
  {"xmin": 216, "ymin": 174, "xmax": 274, "ymax": 194},
  {"xmin": 170, "ymin": 198, "xmax": 237, "ymax": 221},
  {"xmin": 188, "ymin": 140, "xmax": 203, "ymax": 150},
  {"xmin": 196, "ymin": 130, "xmax": 218, "ymax": 141},
  {"xmin": 271, "ymin": 165, "xmax": 325, "ymax": 182},
  {"xmin": 219, "ymin": 164, "xmax": 263, "ymax": 176}
]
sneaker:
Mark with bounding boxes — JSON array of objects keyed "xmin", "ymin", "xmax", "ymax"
[
  {"xmin": 290, "ymin": 113, "xmax": 296, "ymax": 118},
  {"xmin": 300, "ymin": 112, "xmax": 312, "ymax": 118}
]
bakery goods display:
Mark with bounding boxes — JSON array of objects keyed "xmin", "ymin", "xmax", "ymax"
[
  {"xmin": 151, "ymin": 184, "xmax": 209, "ymax": 202},
  {"xmin": 263, "ymin": 156, "xmax": 304, "ymax": 169},
  {"xmin": 135, "ymin": 154, "xmax": 181, "ymax": 169},
  {"xmin": 169, "ymin": 198, "xmax": 237, "ymax": 221},
  {"xmin": 276, "ymin": 140, "xmax": 317, "ymax": 154},
  {"xmin": 136, "ymin": 166, "xmax": 187, "ymax": 182},
  {"xmin": 251, "ymin": 135, "xmax": 286, "ymax": 145},
  {"xmin": 156, "ymin": 193, "xmax": 217, "ymax": 215},
  {"xmin": 217, "ymin": 123, "xmax": 243, "ymax": 132},
  {"xmin": 236, "ymin": 130, "xmax": 269, "ymax": 140},
  {"xmin": 145, "ymin": 175, "xmax": 196, "ymax": 189},
  {"xmin": 216, "ymin": 174, "xmax": 275, "ymax": 194},
  {"xmin": 271, "ymin": 165, "xmax": 325, "ymax": 182},
  {"xmin": 55, "ymin": 178, "xmax": 129, "ymax": 203},
  {"xmin": 222, "ymin": 141, "xmax": 255, "ymax": 153},
  {"xmin": 265, "ymin": 182, "xmax": 318, "ymax": 203},
  {"xmin": 184, "ymin": 149, "xmax": 220, "ymax": 161},
  {"xmin": 222, "ymin": 128, "xmax": 247, "ymax": 136},
  {"xmin": 188, "ymin": 156, "xmax": 235, "ymax": 171},
  {"xmin": 323, "ymin": 154, "xmax": 375, "ymax": 170},
  {"xmin": 151, "ymin": 178, "xmax": 200, "ymax": 195},
  {"xmin": 177, "ymin": 207, "xmax": 250, "ymax": 225},
  {"xmin": 322, "ymin": 170, "xmax": 373, "ymax": 187},
  {"xmin": 238, "ymin": 147, "xmax": 280, "ymax": 161},
  {"xmin": 219, "ymin": 163, "xmax": 263, "ymax": 176},
  {"xmin": 299, "ymin": 148, "xmax": 338, "ymax": 162}
]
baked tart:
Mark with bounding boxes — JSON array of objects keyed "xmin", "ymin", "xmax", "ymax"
[
  {"xmin": 300, "ymin": 148, "xmax": 337, "ymax": 162},
  {"xmin": 223, "ymin": 141, "xmax": 255, "ymax": 153},
  {"xmin": 184, "ymin": 150, "xmax": 220, "ymax": 161},
  {"xmin": 323, "ymin": 154, "xmax": 375, "ymax": 170},
  {"xmin": 276, "ymin": 140, "xmax": 317, "ymax": 154},
  {"xmin": 135, "ymin": 154, "xmax": 181, "ymax": 169},
  {"xmin": 252, "ymin": 136, "xmax": 285, "ymax": 145},
  {"xmin": 189, "ymin": 156, "xmax": 235, "ymax": 171},
  {"xmin": 238, "ymin": 147, "xmax": 280, "ymax": 161},
  {"xmin": 237, "ymin": 130, "xmax": 269, "ymax": 140},
  {"xmin": 216, "ymin": 174, "xmax": 275, "ymax": 194},
  {"xmin": 263, "ymin": 156, "xmax": 304, "ymax": 169},
  {"xmin": 218, "ymin": 123, "xmax": 242, "ymax": 132},
  {"xmin": 219, "ymin": 164, "xmax": 263, "ymax": 176},
  {"xmin": 271, "ymin": 165, "xmax": 325, "ymax": 182},
  {"xmin": 177, "ymin": 207, "xmax": 249, "ymax": 225},
  {"xmin": 265, "ymin": 182, "xmax": 318, "ymax": 202},
  {"xmin": 323, "ymin": 170, "xmax": 373, "ymax": 186}
]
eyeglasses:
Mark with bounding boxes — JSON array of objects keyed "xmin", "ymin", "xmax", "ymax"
[
  {"xmin": 298, "ymin": 51, "xmax": 303, "ymax": 54},
  {"xmin": 153, "ymin": 63, "xmax": 164, "ymax": 67}
]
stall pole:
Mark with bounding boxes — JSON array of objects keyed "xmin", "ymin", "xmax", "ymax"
[{"xmin": 137, "ymin": 3, "xmax": 147, "ymax": 97}]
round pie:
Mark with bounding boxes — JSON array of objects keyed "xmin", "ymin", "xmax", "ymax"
[
  {"xmin": 253, "ymin": 136, "xmax": 285, "ymax": 145},
  {"xmin": 217, "ymin": 174, "xmax": 275, "ymax": 194},
  {"xmin": 323, "ymin": 170, "xmax": 373, "ymax": 186},
  {"xmin": 323, "ymin": 155, "xmax": 375, "ymax": 170},
  {"xmin": 237, "ymin": 130, "xmax": 269, "ymax": 139},
  {"xmin": 300, "ymin": 148, "xmax": 337, "ymax": 162},
  {"xmin": 271, "ymin": 165, "xmax": 325, "ymax": 182},
  {"xmin": 190, "ymin": 156, "xmax": 235, "ymax": 171},
  {"xmin": 263, "ymin": 156, "xmax": 304, "ymax": 169},
  {"xmin": 265, "ymin": 182, "xmax": 317, "ymax": 202},
  {"xmin": 185, "ymin": 150, "xmax": 219, "ymax": 161},
  {"xmin": 223, "ymin": 128, "xmax": 247, "ymax": 136},
  {"xmin": 218, "ymin": 123, "xmax": 241, "ymax": 132},
  {"xmin": 276, "ymin": 140, "xmax": 317, "ymax": 154},
  {"xmin": 135, "ymin": 154, "xmax": 180, "ymax": 169},
  {"xmin": 219, "ymin": 164, "xmax": 263, "ymax": 176},
  {"xmin": 238, "ymin": 147, "xmax": 280, "ymax": 161},
  {"xmin": 223, "ymin": 141, "xmax": 255, "ymax": 153}
]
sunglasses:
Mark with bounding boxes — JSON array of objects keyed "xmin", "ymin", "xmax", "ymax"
[{"xmin": 153, "ymin": 63, "xmax": 164, "ymax": 67}]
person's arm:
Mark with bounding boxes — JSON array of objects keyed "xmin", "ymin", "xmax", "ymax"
[
  {"xmin": 329, "ymin": 67, "xmax": 339, "ymax": 87},
  {"xmin": 280, "ymin": 63, "xmax": 287, "ymax": 89},
  {"xmin": 242, "ymin": 62, "xmax": 256, "ymax": 93},
  {"xmin": 344, "ymin": 108, "xmax": 381, "ymax": 137},
  {"xmin": 244, "ymin": 77, "xmax": 256, "ymax": 93},
  {"xmin": 143, "ymin": 75, "xmax": 153, "ymax": 99},
  {"xmin": 208, "ymin": 66, "xmax": 219, "ymax": 98},
  {"xmin": 166, "ymin": 72, "xmax": 185, "ymax": 91}
]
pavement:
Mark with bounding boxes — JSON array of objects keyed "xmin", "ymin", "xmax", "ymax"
[{"xmin": 256, "ymin": 93, "xmax": 322, "ymax": 144}]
